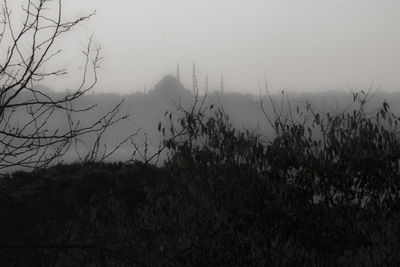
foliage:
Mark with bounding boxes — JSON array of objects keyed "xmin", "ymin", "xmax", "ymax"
[
  {"xmin": 1, "ymin": 92, "xmax": 400, "ymax": 266},
  {"xmin": 160, "ymin": 91, "xmax": 400, "ymax": 265}
]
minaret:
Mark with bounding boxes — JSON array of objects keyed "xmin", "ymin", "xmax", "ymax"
[
  {"xmin": 192, "ymin": 61, "xmax": 197, "ymax": 94},
  {"xmin": 220, "ymin": 73, "xmax": 224, "ymax": 94},
  {"xmin": 205, "ymin": 74, "xmax": 209, "ymax": 94},
  {"xmin": 176, "ymin": 62, "xmax": 180, "ymax": 82}
]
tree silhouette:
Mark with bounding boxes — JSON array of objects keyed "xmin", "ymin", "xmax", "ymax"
[{"xmin": 0, "ymin": 0, "xmax": 127, "ymax": 172}]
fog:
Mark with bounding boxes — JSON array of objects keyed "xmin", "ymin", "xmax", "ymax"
[
  {"xmin": 47, "ymin": 0, "xmax": 400, "ymax": 94},
  {"xmin": 2, "ymin": 1, "xmax": 400, "ymax": 172}
]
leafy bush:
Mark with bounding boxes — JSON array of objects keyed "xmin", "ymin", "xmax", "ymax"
[{"xmin": 1, "ymin": 93, "xmax": 400, "ymax": 266}]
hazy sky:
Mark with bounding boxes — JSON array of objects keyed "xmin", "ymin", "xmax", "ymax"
[{"xmin": 47, "ymin": 0, "xmax": 400, "ymax": 94}]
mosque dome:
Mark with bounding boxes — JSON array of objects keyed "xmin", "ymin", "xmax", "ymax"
[{"xmin": 150, "ymin": 75, "xmax": 190, "ymax": 96}]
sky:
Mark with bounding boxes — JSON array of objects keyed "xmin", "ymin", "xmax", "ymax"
[{"xmin": 40, "ymin": 0, "xmax": 400, "ymax": 94}]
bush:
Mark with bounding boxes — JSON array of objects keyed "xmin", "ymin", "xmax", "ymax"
[{"xmin": 1, "ymin": 93, "xmax": 400, "ymax": 266}]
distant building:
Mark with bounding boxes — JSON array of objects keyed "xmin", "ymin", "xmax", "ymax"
[
  {"xmin": 192, "ymin": 62, "xmax": 197, "ymax": 94},
  {"xmin": 176, "ymin": 62, "xmax": 180, "ymax": 82},
  {"xmin": 149, "ymin": 74, "xmax": 190, "ymax": 97},
  {"xmin": 205, "ymin": 74, "xmax": 209, "ymax": 94},
  {"xmin": 221, "ymin": 74, "xmax": 224, "ymax": 94}
]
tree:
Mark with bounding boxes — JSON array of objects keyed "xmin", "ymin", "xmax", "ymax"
[{"xmin": 0, "ymin": 0, "xmax": 127, "ymax": 172}]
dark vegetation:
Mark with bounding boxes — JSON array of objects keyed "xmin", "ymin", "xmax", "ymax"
[{"xmin": 1, "ymin": 91, "xmax": 400, "ymax": 266}]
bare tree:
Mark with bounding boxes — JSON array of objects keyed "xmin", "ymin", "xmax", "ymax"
[{"xmin": 0, "ymin": 0, "xmax": 128, "ymax": 172}]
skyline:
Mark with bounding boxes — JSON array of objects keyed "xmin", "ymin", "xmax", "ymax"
[{"xmin": 33, "ymin": 0, "xmax": 400, "ymax": 94}]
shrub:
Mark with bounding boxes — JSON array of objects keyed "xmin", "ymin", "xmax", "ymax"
[{"xmin": 1, "ymin": 92, "xmax": 400, "ymax": 266}]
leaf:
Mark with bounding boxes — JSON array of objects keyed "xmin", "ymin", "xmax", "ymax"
[
  {"xmin": 315, "ymin": 113, "xmax": 320, "ymax": 125},
  {"xmin": 383, "ymin": 101, "xmax": 389, "ymax": 112},
  {"xmin": 353, "ymin": 92, "xmax": 358, "ymax": 101}
]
